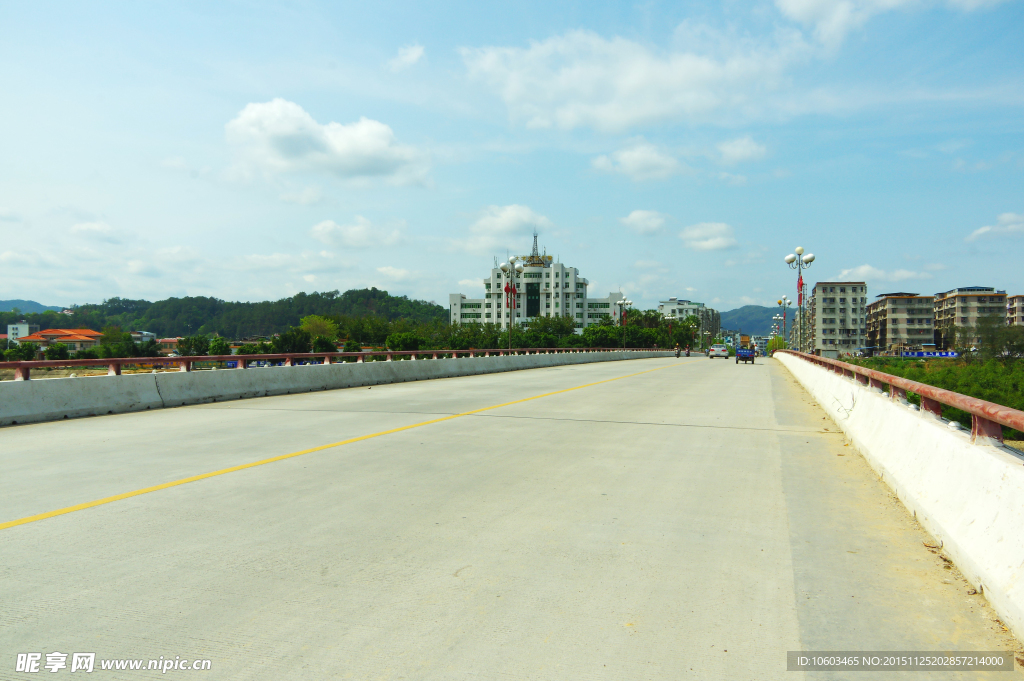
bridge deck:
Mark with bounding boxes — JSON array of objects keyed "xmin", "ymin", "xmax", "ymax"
[{"xmin": 1, "ymin": 357, "xmax": 1018, "ymax": 679}]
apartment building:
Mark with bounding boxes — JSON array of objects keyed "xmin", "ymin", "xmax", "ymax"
[
  {"xmin": 809, "ymin": 282, "xmax": 868, "ymax": 357},
  {"xmin": 1007, "ymin": 295, "xmax": 1024, "ymax": 326},
  {"xmin": 449, "ymin": 235, "xmax": 617, "ymax": 331},
  {"xmin": 6, "ymin": 322, "xmax": 40, "ymax": 345},
  {"xmin": 657, "ymin": 298, "xmax": 721, "ymax": 339},
  {"xmin": 933, "ymin": 286, "xmax": 1007, "ymax": 348},
  {"xmin": 866, "ymin": 293, "xmax": 935, "ymax": 352}
]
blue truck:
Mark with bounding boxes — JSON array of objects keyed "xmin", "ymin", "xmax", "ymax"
[{"xmin": 736, "ymin": 346, "xmax": 756, "ymax": 364}]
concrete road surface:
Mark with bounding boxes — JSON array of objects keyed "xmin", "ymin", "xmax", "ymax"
[{"xmin": 1, "ymin": 357, "xmax": 1020, "ymax": 680}]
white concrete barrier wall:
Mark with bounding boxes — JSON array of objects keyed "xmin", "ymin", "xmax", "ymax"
[
  {"xmin": 0, "ymin": 351, "xmax": 672, "ymax": 427},
  {"xmin": 776, "ymin": 352, "xmax": 1024, "ymax": 641}
]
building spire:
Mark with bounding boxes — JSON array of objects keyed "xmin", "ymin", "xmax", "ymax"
[{"xmin": 531, "ymin": 229, "xmax": 539, "ymax": 258}]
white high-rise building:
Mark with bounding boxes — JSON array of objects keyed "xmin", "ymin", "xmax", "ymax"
[
  {"xmin": 449, "ymin": 234, "xmax": 621, "ymax": 332},
  {"xmin": 809, "ymin": 281, "xmax": 869, "ymax": 357}
]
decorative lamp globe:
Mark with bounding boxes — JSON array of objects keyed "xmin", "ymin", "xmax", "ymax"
[{"xmin": 784, "ymin": 254, "xmax": 797, "ymax": 264}]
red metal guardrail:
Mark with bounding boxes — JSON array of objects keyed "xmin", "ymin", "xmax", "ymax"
[
  {"xmin": 0, "ymin": 347, "xmax": 664, "ymax": 382},
  {"xmin": 777, "ymin": 350, "xmax": 1024, "ymax": 444}
]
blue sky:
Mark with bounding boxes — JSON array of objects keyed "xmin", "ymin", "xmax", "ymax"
[{"xmin": 0, "ymin": 0, "xmax": 1021, "ymax": 312}]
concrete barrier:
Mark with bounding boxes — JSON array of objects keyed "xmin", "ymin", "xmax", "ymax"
[
  {"xmin": 776, "ymin": 352, "xmax": 1024, "ymax": 641},
  {"xmin": 0, "ymin": 351, "xmax": 672, "ymax": 427}
]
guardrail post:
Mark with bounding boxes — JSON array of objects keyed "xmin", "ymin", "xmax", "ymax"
[
  {"xmin": 107, "ymin": 362, "xmax": 121, "ymax": 376},
  {"xmin": 890, "ymin": 385, "xmax": 906, "ymax": 402},
  {"xmin": 856, "ymin": 373, "xmax": 869, "ymax": 386},
  {"xmin": 971, "ymin": 415, "xmax": 1003, "ymax": 444},
  {"xmin": 14, "ymin": 365, "xmax": 29, "ymax": 381},
  {"xmin": 284, "ymin": 356, "xmax": 293, "ymax": 367},
  {"xmin": 920, "ymin": 396, "xmax": 942, "ymax": 418},
  {"xmin": 238, "ymin": 357, "xmax": 248, "ymax": 369},
  {"xmin": 386, "ymin": 353, "xmax": 393, "ymax": 362},
  {"xmin": 410, "ymin": 352, "xmax": 417, "ymax": 361},
  {"xmin": 869, "ymin": 377, "xmax": 884, "ymax": 390},
  {"xmin": 357, "ymin": 353, "xmax": 364, "ymax": 363},
  {"xmin": 179, "ymin": 360, "xmax": 192, "ymax": 372},
  {"xmin": 432, "ymin": 352, "xmax": 438, "ymax": 360}
]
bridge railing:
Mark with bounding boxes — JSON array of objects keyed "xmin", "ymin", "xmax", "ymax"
[
  {"xmin": 777, "ymin": 350, "xmax": 1024, "ymax": 444},
  {"xmin": 0, "ymin": 347, "xmax": 663, "ymax": 382}
]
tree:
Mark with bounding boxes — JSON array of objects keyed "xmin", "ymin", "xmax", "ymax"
[
  {"xmin": 4, "ymin": 342, "xmax": 39, "ymax": 361},
  {"xmin": 178, "ymin": 335, "xmax": 210, "ymax": 356},
  {"xmin": 209, "ymin": 337, "xmax": 231, "ymax": 356},
  {"xmin": 311, "ymin": 336, "xmax": 337, "ymax": 353},
  {"xmin": 300, "ymin": 315, "xmax": 339, "ymax": 341},
  {"xmin": 272, "ymin": 328, "xmax": 312, "ymax": 354},
  {"xmin": 386, "ymin": 332, "xmax": 423, "ymax": 351},
  {"xmin": 45, "ymin": 343, "xmax": 71, "ymax": 360},
  {"xmin": 767, "ymin": 337, "xmax": 788, "ymax": 353},
  {"xmin": 101, "ymin": 325, "xmax": 129, "ymax": 346}
]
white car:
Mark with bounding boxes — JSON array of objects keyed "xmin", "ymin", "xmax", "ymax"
[{"xmin": 708, "ymin": 343, "xmax": 729, "ymax": 358}]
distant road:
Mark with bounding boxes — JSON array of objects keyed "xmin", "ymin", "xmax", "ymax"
[{"xmin": 0, "ymin": 357, "xmax": 1016, "ymax": 679}]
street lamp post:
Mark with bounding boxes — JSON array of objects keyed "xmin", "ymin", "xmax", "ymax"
[
  {"xmin": 616, "ymin": 298, "xmax": 633, "ymax": 349},
  {"xmin": 499, "ymin": 256, "xmax": 525, "ymax": 352},
  {"xmin": 783, "ymin": 250, "xmax": 814, "ymax": 352}
]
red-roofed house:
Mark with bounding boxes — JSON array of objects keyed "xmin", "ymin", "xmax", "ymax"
[{"xmin": 15, "ymin": 328, "xmax": 103, "ymax": 352}]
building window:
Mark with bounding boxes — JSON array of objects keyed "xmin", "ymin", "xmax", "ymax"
[
  {"xmin": 461, "ymin": 313, "xmax": 482, "ymax": 319},
  {"xmin": 485, "ymin": 313, "xmax": 491, "ymax": 318},
  {"xmin": 576, "ymin": 313, "xmax": 583, "ymax": 318}
]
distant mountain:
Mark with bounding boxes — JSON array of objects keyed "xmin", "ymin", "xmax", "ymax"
[
  {"xmin": 0, "ymin": 299, "xmax": 63, "ymax": 314},
  {"xmin": 720, "ymin": 305, "xmax": 780, "ymax": 336},
  {"xmin": 0, "ymin": 288, "xmax": 446, "ymax": 338}
]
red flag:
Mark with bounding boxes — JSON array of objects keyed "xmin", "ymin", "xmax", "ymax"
[{"xmin": 797, "ymin": 274, "xmax": 804, "ymax": 306}]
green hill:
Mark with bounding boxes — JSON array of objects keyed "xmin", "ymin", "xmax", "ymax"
[
  {"xmin": 0, "ymin": 288, "xmax": 446, "ymax": 338},
  {"xmin": 720, "ymin": 305, "xmax": 781, "ymax": 336},
  {"xmin": 0, "ymin": 299, "xmax": 63, "ymax": 313}
]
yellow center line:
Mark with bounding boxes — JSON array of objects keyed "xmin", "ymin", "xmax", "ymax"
[{"xmin": 1, "ymin": 359, "xmax": 691, "ymax": 532}]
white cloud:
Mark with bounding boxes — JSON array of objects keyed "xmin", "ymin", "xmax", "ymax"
[
  {"xmin": 593, "ymin": 142, "xmax": 680, "ymax": 180},
  {"xmin": 226, "ymin": 98, "xmax": 428, "ymax": 184},
  {"xmin": 776, "ymin": 0, "xmax": 1010, "ymax": 50},
  {"xmin": 679, "ymin": 222, "xmax": 738, "ymax": 251},
  {"xmin": 310, "ymin": 216, "xmax": 401, "ymax": 248},
  {"xmin": 70, "ymin": 221, "xmax": 122, "ymax": 244},
  {"xmin": 280, "ymin": 187, "xmax": 323, "ymax": 205},
  {"xmin": 160, "ymin": 156, "xmax": 189, "ymax": 170},
  {"xmin": 458, "ymin": 278, "xmax": 481, "ymax": 289},
  {"xmin": 376, "ymin": 266, "xmax": 412, "ymax": 281},
  {"xmin": 965, "ymin": 212, "xmax": 1024, "ymax": 242},
  {"xmin": 924, "ymin": 262, "xmax": 948, "ymax": 271},
  {"xmin": 462, "ymin": 28, "xmax": 805, "ymax": 132},
  {"xmin": 388, "ymin": 44, "xmax": 425, "ymax": 72},
  {"xmin": 126, "ymin": 260, "xmax": 161, "ymax": 278},
  {"xmin": 834, "ymin": 264, "xmax": 932, "ymax": 281},
  {"xmin": 717, "ymin": 136, "xmax": 767, "ymax": 164},
  {"xmin": 717, "ymin": 171, "xmax": 748, "ymax": 186},
  {"xmin": 0, "ymin": 208, "xmax": 21, "ymax": 222},
  {"xmin": 459, "ymin": 204, "xmax": 553, "ymax": 254},
  {"xmin": 620, "ymin": 210, "xmax": 667, "ymax": 235}
]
